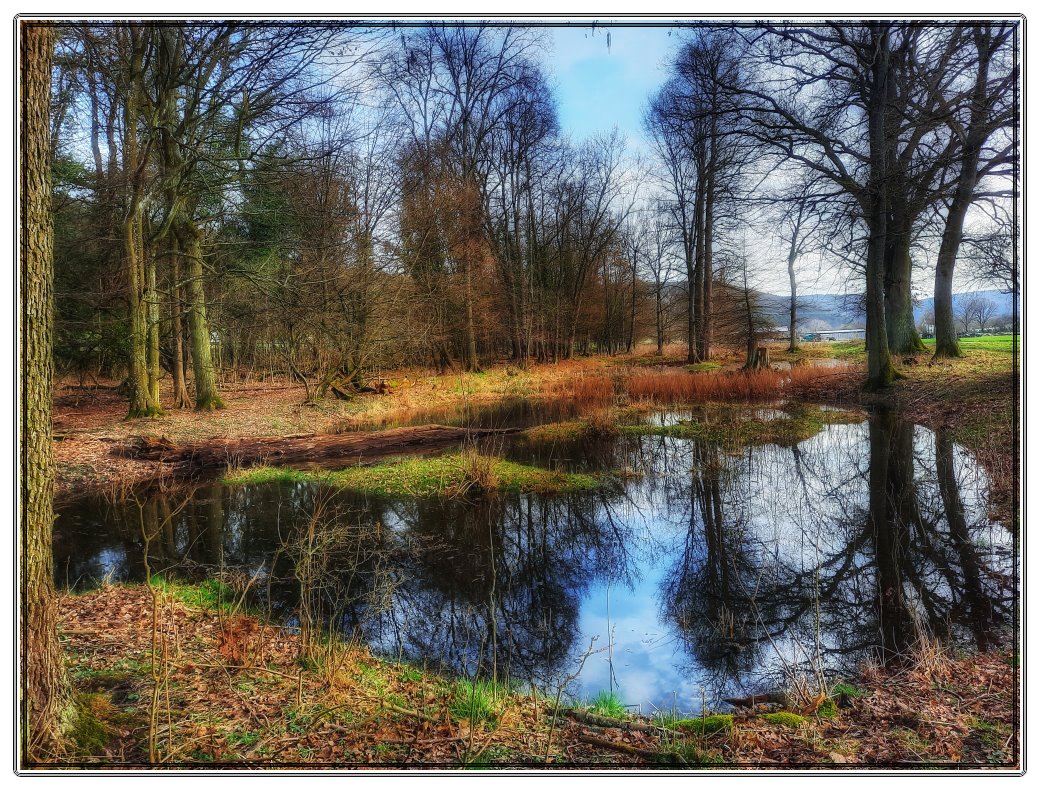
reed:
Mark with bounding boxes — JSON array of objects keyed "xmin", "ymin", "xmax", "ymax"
[{"xmin": 625, "ymin": 365, "xmax": 855, "ymax": 404}]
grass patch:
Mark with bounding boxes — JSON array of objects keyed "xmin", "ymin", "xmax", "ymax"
[
  {"xmin": 831, "ymin": 682, "xmax": 867, "ymax": 699},
  {"xmin": 149, "ymin": 577, "xmax": 236, "ymax": 612},
  {"xmin": 761, "ymin": 712, "xmax": 808, "ymax": 729},
  {"xmin": 222, "ymin": 466, "xmax": 312, "ymax": 486},
  {"xmin": 449, "ymin": 678, "xmax": 508, "ymax": 726},
  {"xmin": 226, "ymin": 453, "xmax": 600, "ymax": 498},
  {"xmin": 583, "ymin": 690, "xmax": 628, "ymax": 719},
  {"xmin": 672, "ymin": 714, "xmax": 734, "ymax": 736}
]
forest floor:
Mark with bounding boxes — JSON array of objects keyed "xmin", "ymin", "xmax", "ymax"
[
  {"xmin": 36, "ymin": 581, "xmax": 1017, "ymax": 769},
  {"xmin": 52, "ymin": 339, "xmax": 1018, "ymax": 521}
]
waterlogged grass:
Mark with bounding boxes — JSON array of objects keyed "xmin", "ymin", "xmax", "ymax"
[
  {"xmin": 624, "ymin": 404, "xmax": 864, "ymax": 449},
  {"xmin": 224, "ymin": 453, "xmax": 601, "ymax": 497}
]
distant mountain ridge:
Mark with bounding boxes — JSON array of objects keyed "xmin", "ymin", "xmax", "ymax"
[{"xmin": 755, "ymin": 289, "xmax": 1016, "ymax": 331}]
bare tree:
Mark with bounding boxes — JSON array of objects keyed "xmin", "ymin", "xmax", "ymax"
[{"xmin": 932, "ymin": 23, "xmax": 1018, "ymax": 358}]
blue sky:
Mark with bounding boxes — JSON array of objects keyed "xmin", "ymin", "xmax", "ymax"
[{"xmin": 546, "ymin": 25, "xmax": 678, "ymax": 148}]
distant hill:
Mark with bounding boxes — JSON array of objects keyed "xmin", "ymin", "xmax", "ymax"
[{"xmin": 755, "ymin": 289, "xmax": 1016, "ymax": 331}]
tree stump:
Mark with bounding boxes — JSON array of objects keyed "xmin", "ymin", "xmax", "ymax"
[{"xmin": 747, "ymin": 346, "xmax": 771, "ymax": 370}]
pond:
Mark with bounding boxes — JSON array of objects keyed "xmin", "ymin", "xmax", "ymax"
[{"xmin": 53, "ymin": 403, "xmax": 1015, "ymax": 717}]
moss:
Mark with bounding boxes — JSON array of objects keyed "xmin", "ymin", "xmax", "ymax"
[
  {"xmin": 226, "ymin": 454, "xmax": 600, "ymax": 498},
  {"xmin": 817, "ymin": 698, "xmax": 839, "ymax": 718},
  {"xmin": 761, "ymin": 712, "xmax": 808, "ymax": 729},
  {"xmin": 673, "ymin": 714, "xmax": 734, "ymax": 736},
  {"xmin": 70, "ymin": 694, "xmax": 111, "ymax": 755}
]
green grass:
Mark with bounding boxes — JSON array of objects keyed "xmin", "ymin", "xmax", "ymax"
[
  {"xmin": 148, "ymin": 576, "xmax": 236, "ymax": 612},
  {"xmin": 923, "ymin": 334, "xmax": 1018, "ymax": 354},
  {"xmin": 224, "ymin": 453, "xmax": 601, "ymax": 498},
  {"xmin": 583, "ymin": 689, "xmax": 628, "ymax": 719},
  {"xmin": 449, "ymin": 678, "xmax": 510, "ymax": 726}
]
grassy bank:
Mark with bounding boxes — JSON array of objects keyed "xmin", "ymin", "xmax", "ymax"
[
  {"xmin": 42, "ymin": 583, "xmax": 1017, "ymax": 768},
  {"xmin": 223, "ymin": 451, "xmax": 601, "ymax": 497}
]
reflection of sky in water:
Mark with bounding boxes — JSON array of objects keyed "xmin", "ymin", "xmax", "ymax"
[{"xmin": 53, "ymin": 411, "xmax": 1014, "ymax": 715}]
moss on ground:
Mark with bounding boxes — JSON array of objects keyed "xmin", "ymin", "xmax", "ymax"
[
  {"xmin": 224, "ymin": 453, "xmax": 600, "ymax": 497},
  {"xmin": 673, "ymin": 714, "xmax": 734, "ymax": 736},
  {"xmin": 761, "ymin": 712, "xmax": 808, "ymax": 729}
]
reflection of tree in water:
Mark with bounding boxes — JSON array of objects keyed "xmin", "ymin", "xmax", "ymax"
[
  {"xmin": 662, "ymin": 410, "xmax": 1012, "ymax": 695},
  {"xmin": 661, "ymin": 441, "xmax": 771, "ymax": 695},
  {"xmin": 356, "ymin": 491, "xmax": 637, "ymax": 687}
]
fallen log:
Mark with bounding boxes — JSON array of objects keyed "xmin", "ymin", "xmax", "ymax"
[
  {"xmin": 574, "ymin": 733, "xmax": 683, "ymax": 765},
  {"xmin": 120, "ymin": 424, "xmax": 520, "ymax": 472}
]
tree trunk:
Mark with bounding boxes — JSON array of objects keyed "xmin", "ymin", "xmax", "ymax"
[
  {"xmin": 884, "ymin": 229, "xmax": 925, "ymax": 354},
  {"xmin": 122, "ymin": 27, "xmax": 161, "ymax": 418},
  {"xmin": 178, "ymin": 221, "xmax": 224, "ymax": 410},
  {"xmin": 146, "ymin": 251, "xmax": 162, "ymax": 406},
  {"xmin": 699, "ymin": 143, "xmax": 716, "ymax": 361},
  {"xmin": 168, "ymin": 236, "xmax": 192, "ymax": 408},
  {"xmin": 20, "ymin": 21, "xmax": 75, "ymax": 757},
  {"xmin": 933, "ymin": 39, "xmax": 994, "ymax": 359},
  {"xmin": 863, "ymin": 24, "xmax": 897, "ymax": 391},
  {"xmin": 787, "ymin": 233, "xmax": 799, "ymax": 352}
]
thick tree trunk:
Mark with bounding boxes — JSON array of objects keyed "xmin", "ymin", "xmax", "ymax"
[
  {"xmin": 178, "ymin": 222, "xmax": 224, "ymax": 411},
  {"xmin": 122, "ymin": 28, "xmax": 161, "ymax": 418},
  {"xmin": 20, "ymin": 21, "xmax": 75, "ymax": 757},
  {"xmin": 884, "ymin": 230, "xmax": 925, "ymax": 354},
  {"xmin": 863, "ymin": 25, "xmax": 897, "ymax": 391}
]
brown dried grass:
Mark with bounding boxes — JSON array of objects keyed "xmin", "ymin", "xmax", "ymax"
[{"xmin": 625, "ymin": 365, "xmax": 857, "ymax": 405}]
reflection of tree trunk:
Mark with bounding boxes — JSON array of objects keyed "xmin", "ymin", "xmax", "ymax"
[
  {"xmin": 936, "ymin": 431, "xmax": 993, "ymax": 650},
  {"xmin": 203, "ymin": 485, "xmax": 223, "ymax": 566},
  {"xmin": 868, "ymin": 408, "xmax": 919, "ymax": 662}
]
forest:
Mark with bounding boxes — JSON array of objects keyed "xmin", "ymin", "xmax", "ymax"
[{"xmin": 20, "ymin": 19, "xmax": 1020, "ymax": 771}]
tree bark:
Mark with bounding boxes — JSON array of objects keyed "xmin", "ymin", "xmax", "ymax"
[
  {"xmin": 178, "ymin": 221, "xmax": 224, "ymax": 410},
  {"xmin": 20, "ymin": 21, "xmax": 75, "ymax": 757},
  {"xmin": 122, "ymin": 26, "xmax": 162, "ymax": 418},
  {"xmin": 863, "ymin": 25, "xmax": 897, "ymax": 391},
  {"xmin": 168, "ymin": 235, "xmax": 192, "ymax": 408}
]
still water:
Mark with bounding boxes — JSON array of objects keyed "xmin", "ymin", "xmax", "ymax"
[{"xmin": 53, "ymin": 405, "xmax": 1014, "ymax": 716}]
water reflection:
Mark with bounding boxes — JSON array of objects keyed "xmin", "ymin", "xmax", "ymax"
[{"xmin": 54, "ymin": 409, "xmax": 1014, "ymax": 713}]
